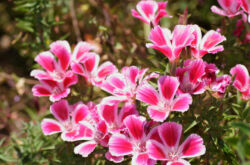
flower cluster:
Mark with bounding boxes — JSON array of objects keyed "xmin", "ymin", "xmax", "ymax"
[{"xmin": 31, "ymin": 0, "xmax": 250, "ymax": 164}]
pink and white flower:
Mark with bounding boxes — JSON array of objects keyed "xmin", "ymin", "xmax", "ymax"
[
  {"xmin": 176, "ymin": 59, "xmax": 206, "ymax": 95},
  {"xmin": 101, "ymin": 66, "xmax": 157, "ymax": 103},
  {"xmin": 147, "ymin": 122, "xmax": 206, "ymax": 165},
  {"xmin": 146, "ymin": 25, "xmax": 195, "ymax": 62},
  {"xmin": 31, "ymin": 41, "xmax": 72, "ymax": 82},
  {"xmin": 210, "ymin": 75, "xmax": 231, "ymax": 98},
  {"xmin": 211, "ymin": 0, "xmax": 242, "ymax": 18},
  {"xmin": 41, "ymin": 100, "xmax": 93, "ymax": 141},
  {"xmin": 136, "ymin": 76, "xmax": 192, "ymax": 122},
  {"xmin": 108, "ymin": 115, "xmax": 157, "ymax": 165},
  {"xmin": 131, "ymin": 0, "xmax": 171, "ymax": 26},
  {"xmin": 190, "ymin": 25, "xmax": 226, "ymax": 58},
  {"xmin": 32, "ymin": 75, "xmax": 78, "ymax": 102},
  {"xmin": 71, "ymin": 42, "xmax": 117, "ymax": 86},
  {"xmin": 230, "ymin": 64, "xmax": 250, "ymax": 100},
  {"xmin": 98, "ymin": 102, "xmax": 138, "ymax": 133}
]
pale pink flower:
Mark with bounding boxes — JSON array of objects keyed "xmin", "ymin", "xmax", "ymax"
[
  {"xmin": 32, "ymin": 75, "xmax": 77, "ymax": 102},
  {"xmin": 101, "ymin": 66, "xmax": 158, "ymax": 103},
  {"xmin": 190, "ymin": 25, "xmax": 226, "ymax": 58},
  {"xmin": 98, "ymin": 102, "xmax": 138, "ymax": 134},
  {"xmin": 71, "ymin": 42, "xmax": 117, "ymax": 86},
  {"xmin": 147, "ymin": 122, "xmax": 206, "ymax": 165},
  {"xmin": 211, "ymin": 0, "xmax": 242, "ymax": 18},
  {"xmin": 41, "ymin": 100, "xmax": 93, "ymax": 141},
  {"xmin": 176, "ymin": 59, "xmax": 206, "ymax": 95},
  {"xmin": 131, "ymin": 0, "xmax": 171, "ymax": 26},
  {"xmin": 31, "ymin": 41, "xmax": 72, "ymax": 82},
  {"xmin": 136, "ymin": 76, "xmax": 192, "ymax": 122},
  {"xmin": 240, "ymin": 0, "xmax": 250, "ymax": 22},
  {"xmin": 230, "ymin": 64, "xmax": 250, "ymax": 100},
  {"xmin": 146, "ymin": 25, "xmax": 195, "ymax": 62},
  {"xmin": 108, "ymin": 115, "xmax": 157, "ymax": 165}
]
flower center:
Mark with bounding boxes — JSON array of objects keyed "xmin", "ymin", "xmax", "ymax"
[{"xmin": 168, "ymin": 151, "xmax": 179, "ymax": 161}]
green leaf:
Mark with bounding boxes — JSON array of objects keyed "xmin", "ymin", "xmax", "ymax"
[{"xmin": 231, "ymin": 122, "xmax": 250, "ymax": 136}]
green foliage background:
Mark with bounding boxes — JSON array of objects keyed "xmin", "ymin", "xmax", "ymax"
[{"xmin": 0, "ymin": 0, "xmax": 249, "ymax": 164}]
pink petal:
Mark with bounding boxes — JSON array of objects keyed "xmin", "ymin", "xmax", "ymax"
[
  {"xmin": 30, "ymin": 69, "xmax": 51, "ymax": 80},
  {"xmin": 211, "ymin": 6, "xmax": 227, "ymax": 16},
  {"xmin": 73, "ymin": 41, "xmax": 94, "ymax": 61},
  {"xmin": 99, "ymin": 103, "xmax": 118, "ymax": 126},
  {"xmin": 136, "ymin": 83, "xmax": 159, "ymax": 105},
  {"xmin": 50, "ymin": 41, "xmax": 71, "ymax": 71},
  {"xmin": 123, "ymin": 115, "xmax": 146, "ymax": 140},
  {"xmin": 50, "ymin": 88, "xmax": 70, "ymax": 102},
  {"xmin": 108, "ymin": 73, "xmax": 126, "ymax": 89},
  {"xmin": 50, "ymin": 100, "xmax": 70, "ymax": 122},
  {"xmin": 132, "ymin": 153, "xmax": 153, "ymax": 165},
  {"xmin": 71, "ymin": 62, "xmax": 85, "ymax": 76},
  {"xmin": 230, "ymin": 64, "xmax": 249, "ymax": 92},
  {"xmin": 83, "ymin": 53, "xmax": 100, "ymax": 73},
  {"xmin": 179, "ymin": 134, "xmax": 206, "ymax": 158},
  {"xmin": 241, "ymin": 0, "xmax": 250, "ymax": 13},
  {"xmin": 61, "ymin": 122, "xmax": 95, "ymax": 141},
  {"xmin": 74, "ymin": 141, "xmax": 97, "ymax": 157},
  {"xmin": 190, "ymin": 25, "xmax": 202, "ymax": 48},
  {"xmin": 96, "ymin": 61, "xmax": 117, "ymax": 79},
  {"xmin": 32, "ymin": 84, "xmax": 51, "ymax": 96},
  {"xmin": 97, "ymin": 120, "xmax": 108, "ymax": 135},
  {"xmin": 41, "ymin": 119, "xmax": 63, "ymax": 135},
  {"xmin": 172, "ymin": 25, "xmax": 194, "ymax": 51},
  {"xmin": 147, "ymin": 106, "xmax": 168, "ymax": 122},
  {"xmin": 167, "ymin": 159, "xmax": 191, "ymax": 165},
  {"xmin": 136, "ymin": 1, "xmax": 158, "ymax": 23},
  {"xmin": 188, "ymin": 59, "xmax": 206, "ymax": 83},
  {"xmin": 158, "ymin": 76, "xmax": 179, "ymax": 101},
  {"xmin": 105, "ymin": 152, "xmax": 124, "ymax": 163},
  {"xmin": 148, "ymin": 26, "xmax": 170, "ymax": 46},
  {"xmin": 109, "ymin": 134, "xmax": 134, "ymax": 156},
  {"xmin": 218, "ymin": 0, "xmax": 241, "ymax": 14},
  {"xmin": 131, "ymin": 9, "xmax": 150, "ymax": 24},
  {"xmin": 172, "ymin": 94, "xmax": 192, "ymax": 112},
  {"xmin": 72, "ymin": 104, "xmax": 89, "ymax": 124},
  {"xmin": 118, "ymin": 103, "xmax": 138, "ymax": 122},
  {"xmin": 146, "ymin": 44, "xmax": 174, "ymax": 61},
  {"xmin": 158, "ymin": 122, "xmax": 182, "ymax": 149},
  {"xmin": 63, "ymin": 73, "xmax": 78, "ymax": 88},
  {"xmin": 146, "ymin": 140, "xmax": 167, "ymax": 160},
  {"xmin": 35, "ymin": 52, "xmax": 55, "ymax": 72},
  {"xmin": 123, "ymin": 66, "xmax": 139, "ymax": 85}
]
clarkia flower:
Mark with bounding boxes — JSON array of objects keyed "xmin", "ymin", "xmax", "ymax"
[
  {"xmin": 131, "ymin": 0, "xmax": 171, "ymax": 26},
  {"xmin": 176, "ymin": 59, "xmax": 206, "ymax": 95},
  {"xmin": 240, "ymin": 0, "xmax": 250, "ymax": 22},
  {"xmin": 101, "ymin": 66, "xmax": 157, "ymax": 103},
  {"xmin": 230, "ymin": 64, "xmax": 250, "ymax": 100},
  {"xmin": 147, "ymin": 122, "xmax": 206, "ymax": 165},
  {"xmin": 108, "ymin": 115, "xmax": 157, "ymax": 165},
  {"xmin": 32, "ymin": 76, "xmax": 77, "ymax": 102},
  {"xmin": 71, "ymin": 42, "xmax": 117, "ymax": 86},
  {"xmin": 137, "ymin": 76, "xmax": 192, "ymax": 122},
  {"xmin": 41, "ymin": 100, "xmax": 93, "ymax": 141},
  {"xmin": 211, "ymin": 0, "xmax": 242, "ymax": 18},
  {"xmin": 209, "ymin": 74, "xmax": 231, "ymax": 98},
  {"xmin": 146, "ymin": 25, "xmax": 195, "ymax": 62},
  {"xmin": 190, "ymin": 25, "xmax": 226, "ymax": 59}
]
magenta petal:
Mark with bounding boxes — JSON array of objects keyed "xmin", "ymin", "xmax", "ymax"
[
  {"xmin": 83, "ymin": 53, "xmax": 100, "ymax": 73},
  {"xmin": 105, "ymin": 152, "xmax": 124, "ymax": 163},
  {"xmin": 201, "ymin": 30, "xmax": 226, "ymax": 53},
  {"xmin": 158, "ymin": 122, "xmax": 182, "ymax": 149},
  {"xmin": 99, "ymin": 103, "xmax": 118, "ymax": 126},
  {"xmin": 50, "ymin": 88, "xmax": 70, "ymax": 102},
  {"xmin": 63, "ymin": 73, "xmax": 78, "ymax": 88},
  {"xmin": 74, "ymin": 141, "xmax": 97, "ymax": 157},
  {"xmin": 158, "ymin": 76, "xmax": 179, "ymax": 101},
  {"xmin": 71, "ymin": 62, "xmax": 85, "ymax": 76},
  {"xmin": 146, "ymin": 140, "xmax": 167, "ymax": 160},
  {"xmin": 167, "ymin": 159, "xmax": 191, "ymax": 165},
  {"xmin": 72, "ymin": 104, "xmax": 89, "ymax": 124},
  {"xmin": 211, "ymin": 6, "xmax": 227, "ymax": 16},
  {"xmin": 172, "ymin": 94, "xmax": 192, "ymax": 112},
  {"xmin": 35, "ymin": 52, "xmax": 55, "ymax": 72},
  {"xmin": 30, "ymin": 69, "xmax": 51, "ymax": 80},
  {"xmin": 230, "ymin": 64, "xmax": 249, "ymax": 92},
  {"xmin": 136, "ymin": 83, "xmax": 159, "ymax": 105},
  {"xmin": 109, "ymin": 134, "xmax": 134, "ymax": 156},
  {"xmin": 136, "ymin": 0, "xmax": 158, "ymax": 23},
  {"xmin": 32, "ymin": 84, "xmax": 51, "ymax": 96},
  {"xmin": 108, "ymin": 74, "xmax": 126, "ymax": 89},
  {"xmin": 50, "ymin": 100, "xmax": 70, "ymax": 122},
  {"xmin": 50, "ymin": 40, "xmax": 71, "ymax": 71},
  {"xmin": 172, "ymin": 25, "xmax": 194, "ymax": 49},
  {"xmin": 73, "ymin": 41, "xmax": 94, "ymax": 61},
  {"xmin": 41, "ymin": 119, "xmax": 63, "ymax": 135},
  {"xmin": 123, "ymin": 115, "xmax": 146, "ymax": 140},
  {"xmin": 179, "ymin": 134, "xmax": 206, "ymax": 158},
  {"xmin": 97, "ymin": 61, "xmax": 118, "ymax": 79},
  {"xmin": 132, "ymin": 153, "xmax": 152, "ymax": 165},
  {"xmin": 119, "ymin": 103, "xmax": 138, "ymax": 122},
  {"xmin": 147, "ymin": 106, "xmax": 168, "ymax": 122},
  {"xmin": 131, "ymin": 9, "xmax": 150, "ymax": 24}
]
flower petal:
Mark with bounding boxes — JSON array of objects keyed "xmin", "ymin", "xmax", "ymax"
[
  {"xmin": 96, "ymin": 61, "xmax": 118, "ymax": 80},
  {"xmin": 72, "ymin": 41, "xmax": 94, "ymax": 61},
  {"xmin": 123, "ymin": 115, "xmax": 146, "ymax": 140},
  {"xmin": 35, "ymin": 52, "xmax": 56, "ymax": 72},
  {"xmin": 50, "ymin": 100, "xmax": 70, "ymax": 122},
  {"xmin": 172, "ymin": 94, "xmax": 192, "ymax": 112},
  {"xmin": 158, "ymin": 122, "xmax": 182, "ymax": 149},
  {"xmin": 147, "ymin": 106, "xmax": 168, "ymax": 122},
  {"xmin": 83, "ymin": 53, "xmax": 100, "ymax": 73},
  {"xmin": 158, "ymin": 76, "xmax": 179, "ymax": 101},
  {"xmin": 50, "ymin": 40, "xmax": 71, "ymax": 71},
  {"xmin": 179, "ymin": 134, "xmax": 206, "ymax": 158},
  {"xmin": 32, "ymin": 84, "xmax": 51, "ymax": 96},
  {"xmin": 109, "ymin": 134, "xmax": 134, "ymax": 156},
  {"xmin": 74, "ymin": 141, "xmax": 97, "ymax": 157},
  {"xmin": 136, "ymin": 83, "xmax": 159, "ymax": 106},
  {"xmin": 230, "ymin": 64, "xmax": 249, "ymax": 92},
  {"xmin": 146, "ymin": 140, "xmax": 167, "ymax": 160},
  {"xmin": 132, "ymin": 153, "xmax": 154, "ymax": 165},
  {"xmin": 41, "ymin": 119, "xmax": 63, "ymax": 135},
  {"xmin": 166, "ymin": 159, "xmax": 191, "ymax": 165},
  {"xmin": 72, "ymin": 104, "xmax": 89, "ymax": 124},
  {"xmin": 105, "ymin": 151, "xmax": 124, "ymax": 163},
  {"xmin": 136, "ymin": 0, "xmax": 158, "ymax": 23},
  {"xmin": 99, "ymin": 103, "xmax": 118, "ymax": 126}
]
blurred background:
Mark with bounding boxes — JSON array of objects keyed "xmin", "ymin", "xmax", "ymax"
[{"xmin": 0, "ymin": 0, "xmax": 249, "ymax": 164}]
